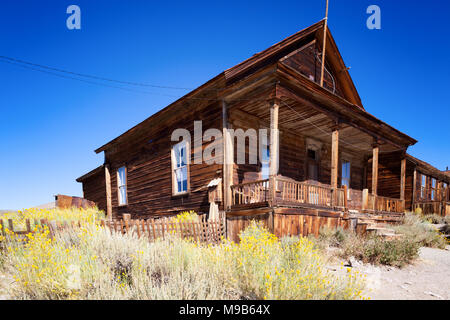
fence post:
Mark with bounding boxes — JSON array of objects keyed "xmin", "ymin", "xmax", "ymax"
[
  {"xmin": 8, "ymin": 219, "xmax": 14, "ymax": 233},
  {"xmin": 0, "ymin": 220, "xmax": 5, "ymax": 237}
]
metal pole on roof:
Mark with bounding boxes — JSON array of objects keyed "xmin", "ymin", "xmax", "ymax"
[{"xmin": 320, "ymin": 0, "xmax": 329, "ymax": 87}]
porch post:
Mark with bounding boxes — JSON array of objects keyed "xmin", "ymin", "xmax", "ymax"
[
  {"xmin": 400, "ymin": 158, "xmax": 406, "ymax": 200},
  {"xmin": 331, "ymin": 126, "xmax": 339, "ymax": 189},
  {"xmin": 372, "ymin": 144, "xmax": 379, "ymax": 195},
  {"xmin": 222, "ymin": 100, "xmax": 233, "ymax": 210},
  {"xmin": 105, "ymin": 164, "xmax": 112, "ymax": 220},
  {"xmin": 400, "ymin": 157, "xmax": 406, "ymax": 212},
  {"xmin": 269, "ymin": 99, "xmax": 280, "ymax": 205}
]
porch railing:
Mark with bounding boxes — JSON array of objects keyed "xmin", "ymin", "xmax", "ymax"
[
  {"xmin": 413, "ymin": 201, "xmax": 450, "ymax": 216},
  {"xmin": 231, "ymin": 179, "xmax": 270, "ymax": 206},
  {"xmin": 276, "ymin": 177, "xmax": 345, "ymax": 208},
  {"xmin": 230, "ymin": 178, "xmax": 405, "ymax": 214},
  {"xmin": 364, "ymin": 192, "xmax": 404, "ymax": 213},
  {"xmin": 231, "ymin": 177, "xmax": 345, "ymax": 208}
]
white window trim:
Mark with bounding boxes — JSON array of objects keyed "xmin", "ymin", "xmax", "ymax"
[
  {"xmin": 117, "ymin": 166, "xmax": 128, "ymax": 206},
  {"xmin": 171, "ymin": 141, "xmax": 190, "ymax": 196}
]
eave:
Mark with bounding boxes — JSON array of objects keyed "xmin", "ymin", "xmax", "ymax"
[
  {"xmin": 276, "ymin": 62, "xmax": 417, "ymax": 148},
  {"xmin": 76, "ymin": 165, "xmax": 104, "ymax": 183}
]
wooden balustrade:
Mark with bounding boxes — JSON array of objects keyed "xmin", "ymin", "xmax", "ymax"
[
  {"xmin": 375, "ymin": 195, "xmax": 404, "ymax": 213},
  {"xmin": 231, "ymin": 177, "xmax": 346, "ymax": 208},
  {"xmin": 363, "ymin": 191, "xmax": 404, "ymax": 213},
  {"xmin": 413, "ymin": 201, "xmax": 450, "ymax": 216},
  {"xmin": 231, "ymin": 179, "xmax": 270, "ymax": 206},
  {"xmin": 231, "ymin": 179, "xmax": 405, "ymax": 214},
  {"xmin": 276, "ymin": 177, "xmax": 346, "ymax": 208},
  {"xmin": 276, "ymin": 177, "xmax": 332, "ymax": 207}
]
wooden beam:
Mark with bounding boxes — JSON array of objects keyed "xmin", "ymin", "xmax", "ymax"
[
  {"xmin": 331, "ymin": 127, "xmax": 339, "ymax": 188},
  {"xmin": 400, "ymin": 158, "xmax": 406, "ymax": 200},
  {"xmin": 269, "ymin": 99, "xmax": 280, "ymax": 204},
  {"xmin": 372, "ymin": 145, "xmax": 379, "ymax": 195},
  {"xmin": 222, "ymin": 100, "xmax": 233, "ymax": 210},
  {"xmin": 412, "ymin": 168, "xmax": 417, "ymax": 207},
  {"xmin": 320, "ymin": 0, "xmax": 329, "ymax": 87},
  {"xmin": 105, "ymin": 164, "xmax": 112, "ymax": 220}
]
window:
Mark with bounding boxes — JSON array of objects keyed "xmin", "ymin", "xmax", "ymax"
[
  {"xmin": 172, "ymin": 141, "xmax": 189, "ymax": 194},
  {"xmin": 431, "ymin": 178, "xmax": 436, "ymax": 200},
  {"xmin": 341, "ymin": 161, "xmax": 351, "ymax": 188},
  {"xmin": 117, "ymin": 166, "xmax": 127, "ymax": 205},
  {"xmin": 341, "ymin": 161, "xmax": 351, "ymax": 200},
  {"xmin": 421, "ymin": 175, "xmax": 426, "ymax": 199},
  {"xmin": 307, "ymin": 148, "xmax": 319, "ymax": 181},
  {"xmin": 261, "ymin": 143, "xmax": 270, "ymax": 180}
]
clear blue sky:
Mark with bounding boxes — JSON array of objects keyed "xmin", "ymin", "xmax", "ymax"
[{"xmin": 1, "ymin": 1, "xmax": 449, "ymax": 209}]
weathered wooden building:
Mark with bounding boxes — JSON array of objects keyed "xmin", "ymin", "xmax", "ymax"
[{"xmin": 77, "ymin": 21, "xmax": 447, "ymax": 239}]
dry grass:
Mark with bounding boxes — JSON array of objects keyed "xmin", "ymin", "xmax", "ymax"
[
  {"xmin": 0, "ymin": 209, "xmax": 366, "ymax": 300},
  {"xmin": 313, "ymin": 212, "xmax": 448, "ymax": 268}
]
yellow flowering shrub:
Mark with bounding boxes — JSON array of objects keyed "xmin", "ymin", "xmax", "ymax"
[
  {"xmin": 1, "ymin": 212, "xmax": 365, "ymax": 300},
  {"xmin": 173, "ymin": 210, "xmax": 199, "ymax": 223},
  {"xmin": 228, "ymin": 222, "xmax": 365, "ymax": 299},
  {"xmin": 1, "ymin": 207, "xmax": 104, "ymax": 230}
]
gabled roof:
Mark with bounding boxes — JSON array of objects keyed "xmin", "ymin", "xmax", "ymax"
[
  {"xmin": 224, "ymin": 20, "xmax": 364, "ymax": 109},
  {"xmin": 93, "ymin": 20, "xmax": 414, "ymax": 155}
]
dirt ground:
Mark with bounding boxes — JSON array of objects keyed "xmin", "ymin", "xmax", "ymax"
[{"xmin": 355, "ymin": 246, "xmax": 450, "ymax": 300}]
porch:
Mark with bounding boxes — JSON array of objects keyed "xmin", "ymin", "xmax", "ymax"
[{"xmin": 229, "ymin": 176, "xmax": 405, "ymax": 214}]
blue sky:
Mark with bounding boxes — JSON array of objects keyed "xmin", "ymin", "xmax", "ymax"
[{"xmin": 1, "ymin": 1, "xmax": 449, "ymax": 209}]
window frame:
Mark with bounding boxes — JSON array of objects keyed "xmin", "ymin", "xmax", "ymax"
[
  {"xmin": 171, "ymin": 141, "xmax": 190, "ymax": 196},
  {"xmin": 260, "ymin": 141, "xmax": 270, "ymax": 181},
  {"xmin": 341, "ymin": 160, "xmax": 351, "ymax": 200},
  {"xmin": 431, "ymin": 178, "xmax": 437, "ymax": 201},
  {"xmin": 117, "ymin": 166, "xmax": 128, "ymax": 206},
  {"xmin": 421, "ymin": 174, "xmax": 427, "ymax": 200}
]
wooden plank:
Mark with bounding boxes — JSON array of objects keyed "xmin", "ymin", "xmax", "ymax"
[
  {"xmin": 372, "ymin": 145, "xmax": 379, "ymax": 195},
  {"xmin": 105, "ymin": 164, "xmax": 113, "ymax": 220},
  {"xmin": 331, "ymin": 128, "xmax": 339, "ymax": 189},
  {"xmin": 269, "ymin": 99, "xmax": 279, "ymax": 204},
  {"xmin": 222, "ymin": 100, "xmax": 234, "ymax": 210},
  {"xmin": 400, "ymin": 158, "xmax": 406, "ymax": 201}
]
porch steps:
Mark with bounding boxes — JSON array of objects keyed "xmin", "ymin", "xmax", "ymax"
[
  {"xmin": 352, "ymin": 213, "xmax": 404, "ymax": 240},
  {"xmin": 365, "ymin": 226, "xmax": 403, "ymax": 240}
]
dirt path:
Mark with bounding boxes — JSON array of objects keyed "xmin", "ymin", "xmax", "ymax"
[
  {"xmin": 0, "ymin": 273, "xmax": 14, "ymax": 300},
  {"xmin": 356, "ymin": 246, "xmax": 450, "ymax": 300}
]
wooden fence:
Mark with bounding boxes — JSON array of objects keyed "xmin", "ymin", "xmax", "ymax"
[{"xmin": 0, "ymin": 216, "xmax": 225, "ymax": 244}]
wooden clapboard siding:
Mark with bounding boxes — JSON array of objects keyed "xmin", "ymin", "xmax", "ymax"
[
  {"xmin": 281, "ymin": 41, "xmax": 345, "ymax": 100},
  {"xmin": 80, "ymin": 169, "xmax": 107, "ymax": 212},
  {"xmin": 104, "ymin": 101, "xmax": 223, "ymax": 219}
]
